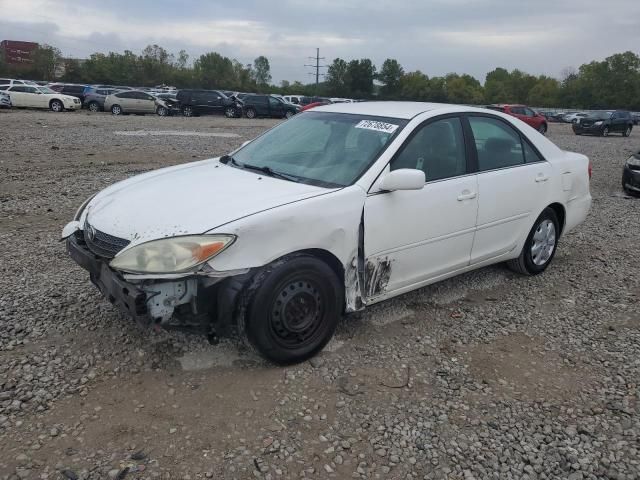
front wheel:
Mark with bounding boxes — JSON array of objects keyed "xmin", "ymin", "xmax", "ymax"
[
  {"xmin": 87, "ymin": 101, "xmax": 100, "ymax": 112},
  {"xmin": 50, "ymin": 100, "xmax": 63, "ymax": 112},
  {"xmin": 507, "ymin": 207, "xmax": 559, "ymax": 275},
  {"xmin": 602, "ymin": 127, "xmax": 609, "ymax": 137},
  {"xmin": 240, "ymin": 255, "xmax": 343, "ymax": 364},
  {"xmin": 182, "ymin": 105, "xmax": 194, "ymax": 117},
  {"xmin": 111, "ymin": 104, "xmax": 122, "ymax": 115},
  {"xmin": 538, "ymin": 123, "xmax": 547, "ymax": 135},
  {"xmin": 623, "ymin": 126, "xmax": 632, "ymax": 137},
  {"xmin": 157, "ymin": 106, "xmax": 168, "ymax": 116},
  {"xmin": 224, "ymin": 106, "xmax": 237, "ymax": 118},
  {"xmin": 284, "ymin": 110, "xmax": 294, "ymax": 119},
  {"xmin": 245, "ymin": 107, "xmax": 256, "ymax": 119}
]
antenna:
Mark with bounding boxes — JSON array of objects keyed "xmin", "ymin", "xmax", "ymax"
[{"xmin": 304, "ymin": 48, "xmax": 326, "ymax": 94}]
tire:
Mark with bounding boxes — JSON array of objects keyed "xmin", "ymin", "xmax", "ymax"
[
  {"xmin": 285, "ymin": 110, "xmax": 294, "ymax": 119},
  {"xmin": 182, "ymin": 105, "xmax": 194, "ymax": 117},
  {"xmin": 602, "ymin": 127, "xmax": 609, "ymax": 137},
  {"xmin": 245, "ymin": 107, "xmax": 256, "ymax": 119},
  {"xmin": 224, "ymin": 106, "xmax": 236, "ymax": 118},
  {"xmin": 111, "ymin": 104, "xmax": 122, "ymax": 115},
  {"xmin": 239, "ymin": 255, "xmax": 343, "ymax": 364},
  {"xmin": 50, "ymin": 100, "xmax": 63, "ymax": 112},
  {"xmin": 623, "ymin": 126, "xmax": 632, "ymax": 137},
  {"xmin": 157, "ymin": 106, "xmax": 168, "ymax": 116},
  {"xmin": 507, "ymin": 207, "xmax": 560, "ymax": 276},
  {"xmin": 538, "ymin": 123, "xmax": 547, "ymax": 135},
  {"xmin": 87, "ymin": 101, "xmax": 100, "ymax": 112}
]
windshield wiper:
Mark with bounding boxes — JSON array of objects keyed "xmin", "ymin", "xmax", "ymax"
[
  {"xmin": 241, "ymin": 164, "xmax": 303, "ymax": 182},
  {"xmin": 220, "ymin": 155, "xmax": 301, "ymax": 182}
]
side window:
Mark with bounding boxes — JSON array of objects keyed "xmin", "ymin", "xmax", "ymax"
[
  {"xmin": 469, "ymin": 116, "xmax": 525, "ymax": 171},
  {"xmin": 523, "ymin": 140, "xmax": 543, "ymax": 163},
  {"xmin": 510, "ymin": 107, "xmax": 525, "ymax": 115},
  {"xmin": 611, "ymin": 112, "xmax": 620, "ymax": 120},
  {"xmin": 0, "ymin": 85, "xmax": 8, "ymax": 91},
  {"xmin": 117, "ymin": 92, "xmax": 135, "ymax": 99},
  {"xmin": 269, "ymin": 97, "xmax": 280, "ymax": 107},
  {"xmin": 24, "ymin": 87, "xmax": 37, "ymax": 94},
  {"xmin": 390, "ymin": 117, "xmax": 467, "ymax": 182},
  {"xmin": 524, "ymin": 108, "xmax": 535, "ymax": 117}
]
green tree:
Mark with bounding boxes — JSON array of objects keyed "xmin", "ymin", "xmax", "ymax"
[
  {"xmin": 378, "ymin": 58, "xmax": 404, "ymax": 98},
  {"xmin": 346, "ymin": 59, "xmax": 376, "ymax": 98},
  {"xmin": 30, "ymin": 44, "xmax": 61, "ymax": 80},
  {"xmin": 527, "ymin": 76, "xmax": 560, "ymax": 107},
  {"xmin": 194, "ymin": 52, "xmax": 235, "ymax": 89},
  {"xmin": 445, "ymin": 73, "xmax": 484, "ymax": 104},
  {"xmin": 253, "ymin": 55, "xmax": 272, "ymax": 87},
  {"xmin": 326, "ymin": 58, "xmax": 348, "ymax": 96}
]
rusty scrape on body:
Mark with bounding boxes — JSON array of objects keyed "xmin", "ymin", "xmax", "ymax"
[{"xmin": 365, "ymin": 258, "xmax": 392, "ymax": 298}]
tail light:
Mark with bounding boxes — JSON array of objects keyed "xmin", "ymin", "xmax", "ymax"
[{"xmin": 588, "ymin": 160, "xmax": 592, "ymax": 180}]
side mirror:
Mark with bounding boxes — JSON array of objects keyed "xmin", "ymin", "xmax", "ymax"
[{"xmin": 379, "ymin": 169, "xmax": 425, "ymax": 192}]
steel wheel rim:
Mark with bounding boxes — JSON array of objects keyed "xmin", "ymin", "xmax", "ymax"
[
  {"xmin": 269, "ymin": 279, "xmax": 323, "ymax": 350},
  {"xmin": 531, "ymin": 219, "xmax": 556, "ymax": 266}
]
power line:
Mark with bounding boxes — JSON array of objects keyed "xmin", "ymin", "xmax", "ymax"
[{"xmin": 304, "ymin": 48, "xmax": 326, "ymax": 93}]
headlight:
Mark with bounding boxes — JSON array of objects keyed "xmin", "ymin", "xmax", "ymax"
[
  {"xmin": 627, "ymin": 156, "xmax": 640, "ymax": 168},
  {"xmin": 74, "ymin": 194, "xmax": 96, "ymax": 220},
  {"xmin": 594, "ymin": 121, "xmax": 603, "ymax": 126},
  {"xmin": 109, "ymin": 235, "xmax": 235, "ymax": 274}
]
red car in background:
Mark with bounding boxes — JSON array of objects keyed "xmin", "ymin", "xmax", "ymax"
[
  {"xmin": 301, "ymin": 101, "xmax": 330, "ymax": 112},
  {"xmin": 487, "ymin": 104, "xmax": 548, "ymax": 134}
]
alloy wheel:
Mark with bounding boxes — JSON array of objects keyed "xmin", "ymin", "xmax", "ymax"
[{"xmin": 531, "ymin": 219, "xmax": 556, "ymax": 266}]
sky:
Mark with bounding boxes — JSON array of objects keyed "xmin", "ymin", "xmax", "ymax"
[{"xmin": 1, "ymin": 0, "xmax": 639, "ymax": 84}]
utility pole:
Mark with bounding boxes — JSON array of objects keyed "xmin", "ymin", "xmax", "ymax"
[{"xmin": 305, "ymin": 48, "xmax": 326, "ymax": 94}]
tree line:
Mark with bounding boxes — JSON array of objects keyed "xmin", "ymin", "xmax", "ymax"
[{"xmin": 2, "ymin": 43, "xmax": 639, "ymax": 110}]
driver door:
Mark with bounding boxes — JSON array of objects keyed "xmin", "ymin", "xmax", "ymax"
[{"xmin": 363, "ymin": 116, "xmax": 478, "ymax": 300}]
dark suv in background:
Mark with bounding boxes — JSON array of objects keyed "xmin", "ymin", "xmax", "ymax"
[
  {"xmin": 49, "ymin": 84, "xmax": 88, "ymax": 104},
  {"xmin": 176, "ymin": 90, "xmax": 242, "ymax": 117},
  {"xmin": 242, "ymin": 95, "xmax": 299, "ymax": 119},
  {"xmin": 573, "ymin": 110, "xmax": 634, "ymax": 137}
]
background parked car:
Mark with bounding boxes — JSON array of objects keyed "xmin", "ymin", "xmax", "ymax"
[
  {"xmin": 0, "ymin": 78, "xmax": 38, "ymax": 87},
  {"xmin": 58, "ymin": 84, "xmax": 88, "ymax": 104},
  {"xmin": 176, "ymin": 89, "xmax": 242, "ymax": 117},
  {"xmin": 154, "ymin": 92, "xmax": 181, "ymax": 116},
  {"xmin": 622, "ymin": 150, "xmax": 640, "ymax": 195},
  {"xmin": 573, "ymin": 110, "xmax": 634, "ymax": 137},
  {"xmin": 562, "ymin": 112, "xmax": 588, "ymax": 123},
  {"xmin": 83, "ymin": 87, "xmax": 120, "ymax": 112},
  {"xmin": 0, "ymin": 91, "xmax": 12, "ymax": 108},
  {"xmin": 104, "ymin": 90, "xmax": 164, "ymax": 115},
  {"xmin": 0, "ymin": 84, "xmax": 80, "ymax": 112},
  {"xmin": 486, "ymin": 104, "xmax": 548, "ymax": 134},
  {"xmin": 242, "ymin": 94, "xmax": 299, "ymax": 119},
  {"xmin": 300, "ymin": 100, "xmax": 331, "ymax": 112}
]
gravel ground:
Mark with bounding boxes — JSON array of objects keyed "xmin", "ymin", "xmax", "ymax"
[{"xmin": 0, "ymin": 109, "xmax": 638, "ymax": 480}]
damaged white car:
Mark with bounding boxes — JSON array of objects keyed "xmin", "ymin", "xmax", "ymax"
[{"xmin": 62, "ymin": 102, "xmax": 592, "ymax": 364}]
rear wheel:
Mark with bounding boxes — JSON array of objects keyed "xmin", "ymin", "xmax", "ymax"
[
  {"xmin": 224, "ymin": 106, "xmax": 236, "ymax": 118},
  {"xmin": 182, "ymin": 105, "xmax": 194, "ymax": 117},
  {"xmin": 245, "ymin": 107, "xmax": 256, "ymax": 119},
  {"xmin": 87, "ymin": 101, "xmax": 100, "ymax": 112},
  {"xmin": 239, "ymin": 255, "xmax": 343, "ymax": 364},
  {"xmin": 507, "ymin": 208, "xmax": 559, "ymax": 276},
  {"xmin": 111, "ymin": 104, "xmax": 122, "ymax": 115},
  {"xmin": 538, "ymin": 123, "xmax": 547, "ymax": 134},
  {"xmin": 285, "ymin": 110, "xmax": 294, "ymax": 119},
  {"xmin": 623, "ymin": 126, "xmax": 632, "ymax": 137},
  {"xmin": 602, "ymin": 127, "xmax": 610, "ymax": 137},
  {"xmin": 157, "ymin": 106, "xmax": 168, "ymax": 116},
  {"xmin": 50, "ymin": 100, "xmax": 63, "ymax": 112}
]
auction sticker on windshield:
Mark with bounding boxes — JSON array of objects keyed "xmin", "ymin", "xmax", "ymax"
[{"xmin": 355, "ymin": 120, "xmax": 399, "ymax": 134}]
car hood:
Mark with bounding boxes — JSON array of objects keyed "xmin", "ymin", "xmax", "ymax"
[{"xmin": 83, "ymin": 158, "xmax": 335, "ymax": 244}]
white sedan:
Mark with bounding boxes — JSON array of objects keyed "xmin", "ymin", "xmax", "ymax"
[
  {"xmin": 1, "ymin": 84, "xmax": 80, "ymax": 112},
  {"xmin": 61, "ymin": 102, "xmax": 592, "ymax": 364}
]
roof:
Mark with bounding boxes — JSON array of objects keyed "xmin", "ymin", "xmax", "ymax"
[{"xmin": 314, "ymin": 101, "xmax": 457, "ymax": 120}]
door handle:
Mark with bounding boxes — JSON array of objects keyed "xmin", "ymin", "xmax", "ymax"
[
  {"xmin": 457, "ymin": 190, "xmax": 476, "ymax": 201},
  {"xmin": 535, "ymin": 173, "xmax": 550, "ymax": 183}
]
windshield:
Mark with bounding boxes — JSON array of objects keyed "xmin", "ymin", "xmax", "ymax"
[
  {"xmin": 586, "ymin": 111, "xmax": 612, "ymax": 120},
  {"xmin": 230, "ymin": 111, "xmax": 407, "ymax": 187},
  {"xmin": 37, "ymin": 86, "xmax": 56, "ymax": 94}
]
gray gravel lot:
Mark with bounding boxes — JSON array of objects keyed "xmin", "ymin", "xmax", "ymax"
[{"xmin": 0, "ymin": 109, "xmax": 639, "ymax": 479}]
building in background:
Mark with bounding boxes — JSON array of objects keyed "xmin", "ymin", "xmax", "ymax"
[{"xmin": 1, "ymin": 40, "xmax": 39, "ymax": 66}]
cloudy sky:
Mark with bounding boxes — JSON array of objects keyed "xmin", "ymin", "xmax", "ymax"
[{"xmin": 2, "ymin": 0, "xmax": 639, "ymax": 83}]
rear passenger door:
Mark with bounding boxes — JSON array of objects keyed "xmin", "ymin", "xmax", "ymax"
[
  {"xmin": 268, "ymin": 97, "xmax": 284, "ymax": 118},
  {"xmin": 468, "ymin": 115, "xmax": 552, "ymax": 264}
]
